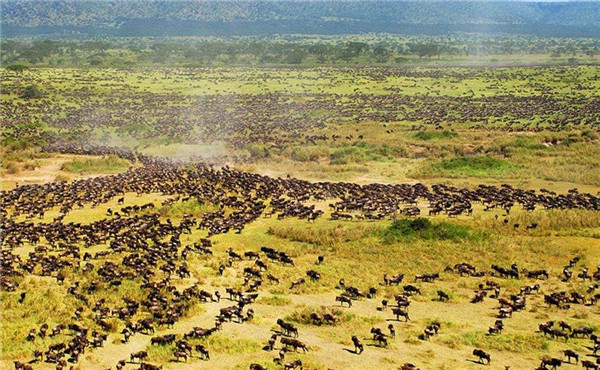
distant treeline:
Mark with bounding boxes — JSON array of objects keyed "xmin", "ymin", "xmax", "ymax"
[
  {"xmin": 2, "ymin": 36, "xmax": 599, "ymax": 67},
  {"xmin": 2, "ymin": 1, "xmax": 600, "ymax": 38}
]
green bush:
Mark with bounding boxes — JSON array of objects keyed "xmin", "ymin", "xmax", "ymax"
[
  {"xmin": 379, "ymin": 218, "xmax": 486, "ymax": 243},
  {"xmin": 433, "ymin": 156, "xmax": 518, "ymax": 176},
  {"xmin": 20, "ymin": 85, "xmax": 43, "ymax": 99}
]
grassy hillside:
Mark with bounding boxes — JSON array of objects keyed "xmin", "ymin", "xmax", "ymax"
[{"xmin": 2, "ymin": 1, "xmax": 600, "ymax": 37}]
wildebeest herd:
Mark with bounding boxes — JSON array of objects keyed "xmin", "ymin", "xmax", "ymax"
[
  {"xmin": 1, "ymin": 64, "xmax": 600, "ymax": 369},
  {"xmin": 1, "ymin": 142, "xmax": 599, "ymax": 369},
  {"xmin": 2, "ymin": 67, "xmax": 599, "ymax": 156}
]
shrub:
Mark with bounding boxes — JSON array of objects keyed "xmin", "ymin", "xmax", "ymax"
[
  {"xmin": 2, "ymin": 161, "xmax": 20, "ymax": 174},
  {"xmin": 432, "ymin": 156, "xmax": 518, "ymax": 176},
  {"xmin": 379, "ymin": 218, "xmax": 486, "ymax": 243},
  {"xmin": 20, "ymin": 85, "xmax": 43, "ymax": 99},
  {"xmin": 5, "ymin": 63, "xmax": 29, "ymax": 73},
  {"xmin": 159, "ymin": 199, "xmax": 217, "ymax": 219}
]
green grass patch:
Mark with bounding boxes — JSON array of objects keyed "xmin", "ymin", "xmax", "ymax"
[
  {"xmin": 201, "ymin": 333, "xmax": 262, "ymax": 354},
  {"xmin": 439, "ymin": 332, "xmax": 550, "ymax": 353},
  {"xmin": 413, "ymin": 130, "xmax": 459, "ymax": 141},
  {"xmin": 159, "ymin": 199, "xmax": 217, "ymax": 219},
  {"xmin": 432, "ymin": 155, "xmax": 519, "ymax": 176},
  {"xmin": 286, "ymin": 305, "xmax": 383, "ymax": 327},
  {"xmin": 60, "ymin": 155, "xmax": 129, "ymax": 174},
  {"xmin": 257, "ymin": 295, "xmax": 292, "ymax": 306},
  {"xmin": 379, "ymin": 218, "xmax": 486, "ymax": 244}
]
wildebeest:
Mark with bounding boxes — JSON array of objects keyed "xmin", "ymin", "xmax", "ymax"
[
  {"xmin": 336, "ymin": 295, "xmax": 353, "ymax": 307},
  {"xmin": 351, "ymin": 335, "xmax": 363, "ymax": 354},
  {"xmin": 473, "ymin": 349, "xmax": 491, "ymax": 364},
  {"xmin": 130, "ymin": 351, "xmax": 148, "ymax": 363}
]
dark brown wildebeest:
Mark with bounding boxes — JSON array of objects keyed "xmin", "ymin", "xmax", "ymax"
[
  {"xmin": 401, "ymin": 364, "xmax": 420, "ymax": 370},
  {"xmin": 403, "ymin": 285, "xmax": 421, "ymax": 295},
  {"xmin": 284, "ymin": 360, "xmax": 303, "ymax": 370},
  {"xmin": 473, "ymin": 349, "xmax": 491, "ymax": 364},
  {"xmin": 562, "ymin": 349, "xmax": 578, "ymax": 363},
  {"xmin": 581, "ymin": 360, "xmax": 598, "ymax": 369},
  {"xmin": 571, "ymin": 327, "xmax": 593, "ymax": 338},
  {"xmin": 277, "ymin": 319, "xmax": 299, "ymax": 337},
  {"xmin": 280, "ymin": 337, "xmax": 308, "ymax": 352},
  {"xmin": 392, "ymin": 307, "xmax": 410, "ymax": 322},
  {"xmin": 383, "ymin": 274, "xmax": 404, "ymax": 285},
  {"xmin": 196, "ymin": 344, "xmax": 210, "ymax": 360},
  {"xmin": 336, "ymin": 295, "xmax": 353, "ymax": 307},
  {"xmin": 130, "ymin": 350, "xmax": 148, "ymax": 363},
  {"xmin": 437, "ymin": 290, "xmax": 449, "ymax": 301},
  {"xmin": 249, "ymin": 365, "xmax": 268, "ymax": 370},
  {"xmin": 540, "ymin": 356, "xmax": 562, "ymax": 369},
  {"xmin": 13, "ymin": 361, "xmax": 33, "ymax": 370},
  {"xmin": 323, "ymin": 313, "xmax": 339, "ymax": 325},
  {"xmin": 173, "ymin": 351, "xmax": 188, "ymax": 362},
  {"xmin": 351, "ymin": 335, "xmax": 363, "ymax": 354},
  {"xmin": 488, "ymin": 320, "xmax": 503, "ymax": 335},
  {"xmin": 138, "ymin": 363, "xmax": 163, "ymax": 370},
  {"xmin": 289, "ymin": 278, "xmax": 305, "ymax": 289}
]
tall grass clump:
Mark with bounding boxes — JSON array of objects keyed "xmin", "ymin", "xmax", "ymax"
[
  {"xmin": 379, "ymin": 218, "xmax": 487, "ymax": 244},
  {"xmin": 284, "ymin": 146, "xmax": 329, "ymax": 162},
  {"xmin": 268, "ymin": 224, "xmax": 376, "ymax": 247}
]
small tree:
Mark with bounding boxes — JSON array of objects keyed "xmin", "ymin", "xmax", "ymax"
[
  {"xmin": 20, "ymin": 85, "xmax": 43, "ymax": 99},
  {"xmin": 6, "ymin": 63, "xmax": 29, "ymax": 73}
]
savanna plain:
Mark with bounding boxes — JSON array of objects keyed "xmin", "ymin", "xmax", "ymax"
[{"xmin": 1, "ymin": 64, "xmax": 600, "ymax": 370}]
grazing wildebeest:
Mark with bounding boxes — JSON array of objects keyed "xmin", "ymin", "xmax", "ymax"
[
  {"xmin": 540, "ymin": 356, "xmax": 562, "ymax": 369},
  {"xmin": 403, "ymin": 285, "xmax": 421, "ymax": 295},
  {"xmin": 473, "ymin": 349, "xmax": 491, "ymax": 364},
  {"xmin": 562, "ymin": 349, "xmax": 578, "ymax": 363},
  {"xmin": 437, "ymin": 290, "xmax": 449, "ymax": 301},
  {"xmin": 130, "ymin": 351, "xmax": 148, "ymax": 363}
]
